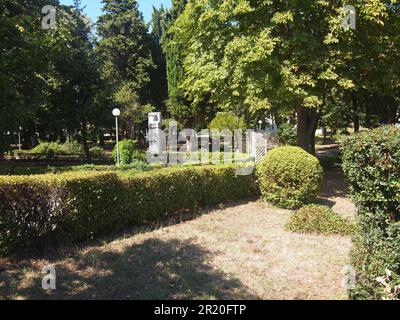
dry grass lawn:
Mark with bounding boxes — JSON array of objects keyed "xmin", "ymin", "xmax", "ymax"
[{"xmin": 0, "ymin": 168, "xmax": 356, "ymax": 300}]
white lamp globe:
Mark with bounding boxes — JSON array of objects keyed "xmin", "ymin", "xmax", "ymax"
[{"xmin": 112, "ymin": 108, "xmax": 121, "ymax": 117}]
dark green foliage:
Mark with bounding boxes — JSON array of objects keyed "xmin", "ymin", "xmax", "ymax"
[
  {"xmin": 0, "ymin": 0, "xmax": 58, "ymax": 142},
  {"xmin": 342, "ymin": 125, "xmax": 400, "ymax": 300},
  {"xmin": 342, "ymin": 126, "xmax": 400, "ymax": 227},
  {"xmin": 0, "ymin": 165, "xmax": 258, "ymax": 254},
  {"xmin": 149, "ymin": 5, "xmax": 168, "ymax": 112},
  {"xmin": 162, "ymin": 0, "xmax": 191, "ymax": 124},
  {"xmin": 277, "ymin": 123, "xmax": 297, "ymax": 146},
  {"xmin": 286, "ymin": 205, "xmax": 356, "ymax": 236},
  {"xmin": 0, "ymin": 135, "xmax": 12, "ymax": 158},
  {"xmin": 257, "ymin": 146, "xmax": 324, "ymax": 209},
  {"xmin": 97, "ymin": 0, "xmax": 154, "ymax": 104}
]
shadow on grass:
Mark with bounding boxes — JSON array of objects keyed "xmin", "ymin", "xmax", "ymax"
[
  {"xmin": 319, "ymin": 167, "xmax": 350, "ymax": 199},
  {"xmin": 0, "ymin": 238, "xmax": 256, "ymax": 300},
  {"xmin": 8, "ymin": 198, "xmax": 258, "ymax": 261}
]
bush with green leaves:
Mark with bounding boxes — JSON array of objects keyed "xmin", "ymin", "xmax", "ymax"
[
  {"xmin": 209, "ymin": 112, "xmax": 246, "ymax": 132},
  {"xmin": 286, "ymin": 205, "xmax": 356, "ymax": 236},
  {"xmin": 256, "ymin": 146, "xmax": 324, "ymax": 209},
  {"xmin": 0, "ymin": 163, "xmax": 153, "ymax": 176},
  {"xmin": 16, "ymin": 141, "xmax": 105, "ymax": 160},
  {"xmin": 342, "ymin": 125, "xmax": 400, "ymax": 300},
  {"xmin": 277, "ymin": 123, "xmax": 297, "ymax": 146},
  {"xmin": 30, "ymin": 141, "xmax": 84, "ymax": 155},
  {"xmin": 89, "ymin": 146, "xmax": 105, "ymax": 158},
  {"xmin": 0, "ymin": 164, "xmax": 258, "ymax": 255},
  {"xmin": 113, "ymin": 139, "xmax": 146, "ymax": 164}
]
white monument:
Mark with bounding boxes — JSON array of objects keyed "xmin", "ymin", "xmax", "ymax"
[{"xmin": 148, "ymin": 112, "xmax": 164, "ymax": 155}]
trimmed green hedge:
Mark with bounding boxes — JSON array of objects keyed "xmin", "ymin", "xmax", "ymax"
[
  {"xmin": 342, "ymin": 125, "xmax": 400, "ymax": 300},
  {"xmin": 256, "ymin": 146, "xmax": 324, "ymax": 209},
  {"xmin": 0, "ymin": 165, "xmax": 258, "ymax": 255}
]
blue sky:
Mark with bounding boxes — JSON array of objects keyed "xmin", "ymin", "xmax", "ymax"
[{"xmin": 60, "ymin": 0, "xmax": 171, "ymax": 23}]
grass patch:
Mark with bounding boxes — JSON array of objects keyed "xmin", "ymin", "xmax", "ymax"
[{"xmin": 286, "ymin": 205, "xmax": 356, "ymax": 236}]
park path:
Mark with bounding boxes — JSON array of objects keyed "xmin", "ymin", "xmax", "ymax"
[{"xmin": 0, "ymin": 196, "xmax": 354, "ymax": 300}]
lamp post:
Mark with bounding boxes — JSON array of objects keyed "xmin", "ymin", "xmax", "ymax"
[
  {"xmin": 18, "ymin": 126, "xmax": 22, "ymax": 151},
  {"xmin": 112, "ymin": 108, "xmax": 121, "ymax": 166},
  {"xmin": 258, "ymin": 120, "xmax": 263, "ymax": 130}
]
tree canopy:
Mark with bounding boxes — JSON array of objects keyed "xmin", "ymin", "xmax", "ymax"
[
  {"xmin": 171, "ymin": 0, "xmax": 400, "ymax": 153},
  {"xmin": 0, "ymin": 0, "xmax": 399, "ymax": 156}
]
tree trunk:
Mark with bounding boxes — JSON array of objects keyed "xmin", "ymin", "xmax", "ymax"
[
  {"xmin": 98, "ymin": 131, "xmax": 105, "ymax": 146},
  {"xmin": 81, "ymin": 122, "xmax": 91, "ymax": 163},
  {"xmin": 296, "ymin": 106, "xmax": 318, "ymax": 155},
  {"xmin": 308, "ymin": 109, "xmax": 318, "ymax": 156},
  {"xmin": 22, "ymin": 129, "xmax": 33, "ymax": 149},
  {"xmin": 297, "ymin": 106, "xmax": 310, "ymax": 152},
  {"xmin": 352, "ymin": 94, "xmax": 360, "ymax": 133},
  {"xmin": 125, "ymin": 118, "xmax": 134, "ymax": 140}
]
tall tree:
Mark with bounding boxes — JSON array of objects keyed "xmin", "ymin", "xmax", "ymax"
[
  {"xmin": 328, "ymin": 0, "xmax": 400, "ymax": 132},
  {"xmin": 162, "ymin": 0, "xmax": 194, "ymax": 126},
  {"xmin": 97, "ymin": 0, "xmax": 155, "ymax": 140},
  {"xmin": 49, "ymin": 0, "xmax": 101, "ymax": 160},
  {"xmin": 173, "ymin": 0, "xmax": 400, "ymax": 154},
  {"xmin": 0, "ymin": 0, "xmax": 60, "ymax": 150},
  {"xmin": 148, "ymin": 5, "xmax": 168, "ymax": 113}
]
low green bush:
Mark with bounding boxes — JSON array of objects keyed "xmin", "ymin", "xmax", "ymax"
[
  {"xmin": 113, "ymin": 139, "xmax": 146, "ymax": 164},
  {"xmin": 286, "ymin": 205, "xmax": 356, "ymax": 236},
  {"xmin": 0, "ymin": 163, "xmax": 153, "ymax": 176},
  {"xmin": 89, "ymin": 146, "xmax": 105, "ymax": 158},
  {"xmin": 30, "ymin": 141, "xmax": 84, "ymax": 155},
  {"xmin": 256, "ymin": 146, "xmax": 324, "ymax": 209},
  {"xmin": 17, "ymin": 141, "xmax": 104, "ymax": 160},
  {"xmin": 0, "ymin": 165, "xmax": 258, "ymax": 255},
  {"xmin": 342, "ymin": 125, "xmax": 400, "ymax": 300}
]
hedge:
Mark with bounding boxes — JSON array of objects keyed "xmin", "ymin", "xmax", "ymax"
[
  {"xmin": 256, "ymin": 146, "xmax": 324, "ymax": 209},
  {"xmin": 342, "ymin": 125, "xmax": 400, "ymax": 300},
  {"xmin": 0, "ymin": 165, "xmax": 258, "ymax": 255}
]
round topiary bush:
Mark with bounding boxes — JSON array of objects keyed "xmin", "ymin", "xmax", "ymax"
[{"xmin": 256, "ymin": 146, "xmax": 323, "ymax": 209}]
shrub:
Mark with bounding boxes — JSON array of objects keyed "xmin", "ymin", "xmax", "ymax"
[
  {"xmin": 89, "ymin": 146, "xmax": 105, "ymax": 158},
  {"xmin": 57, "ymin": 141, "xmax": 84, "ymax": 155},
  {"xmin": 209, "ymin": 112, "xmax": 246, "ymax": 132},
  {"xmin": 0, "ymin": 163, "xmax": 154, "ymax": 176},
  {"xmin": 0, "ymin": 165, "xmax": 258, "ymax": 254},
  {"xmin": 113, "ymin": 139, "xmax": 145, "ymax": 164},
  {"xmin": 342, "ymin": 125, "xmax": 400, "ymax": 300},
  {"xmin": 277, "ymin": 123, "xmax": 297, "ymax": 146},
  {"xmin": 286, "ymin": 205, "xmax": 356, "ymax": 236},
  {"xmin": 29, "ymin": 141, "xmax": 84, "ymax": 157},
  {"xmin": 29, "ymin": 141, "xmax": 55, "ymax": 154},
  {"xmin": 342, "ymin": 126, "xmax": 400, "ymax": 227},
  {"xmin": 256, "ymin": 146, "xmax": 324, "ymax": 209},
  {"xmin": 350, "ymin": 227, "xmax": 400, "ymax": 300}
]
